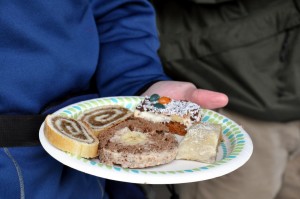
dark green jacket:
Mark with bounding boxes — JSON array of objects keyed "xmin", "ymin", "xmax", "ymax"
[{"xmin": 152, "ymin": 0, "xmax": 300, "ymax": 121}]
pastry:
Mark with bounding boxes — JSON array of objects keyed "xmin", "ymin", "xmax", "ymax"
[
  {"xmin": 176, "ymin": 122, "xmax": 222, "ymax": 163},
  {"xmin": 78, "ymin": 105, "xmax": 133, "ymax": 136},
  {"xmin": 134, "ymin": 94, "xmax": 202, "ymax": 135},
  {"xmin": 44, "ymin": 114, "xmax": 99, "ymax": 158},
  {"xmin": 98, "ymin": 117, "xmax": 179, "ymax": 168}
]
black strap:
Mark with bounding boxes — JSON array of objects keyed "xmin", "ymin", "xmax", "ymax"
[
  {"xmin": 0, "ymin": 115, "xmax": 46, "ymax": 147},
  {"xmin": 167, "ymin": 185, "xmax": 179, "ymax": 199}
]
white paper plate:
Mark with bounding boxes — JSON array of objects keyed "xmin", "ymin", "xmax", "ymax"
[{"xmin": 39, "ymin": 96, "xmax": 253, "ymax": 184}]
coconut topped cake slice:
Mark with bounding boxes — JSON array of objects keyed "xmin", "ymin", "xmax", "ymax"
[{"xmin": 134, "ymin": 94, "xmax": 202, "ymax": 135}]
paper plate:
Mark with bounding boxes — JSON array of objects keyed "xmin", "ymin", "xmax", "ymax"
[{"xmin": 39, "ymin": 96, "xmax": 253, "ymax": 184}]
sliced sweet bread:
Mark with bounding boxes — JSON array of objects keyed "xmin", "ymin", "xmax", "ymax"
[
  {"xmin": 78, "ymin": 105, "xmax": 133, "ymax": 137},
  {"xmin": 44, "ymin": 114, "xmax": 99, "ymax": 158}
]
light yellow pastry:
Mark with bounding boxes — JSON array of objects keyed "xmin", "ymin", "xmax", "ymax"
[{"xmin": 176, "ymin": 122, "xmax": 222, "ymax": 164}]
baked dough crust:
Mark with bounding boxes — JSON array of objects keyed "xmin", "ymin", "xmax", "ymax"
[{"xmin": 44, "ymin": 114, "xmax": 99, "ymax": 158}]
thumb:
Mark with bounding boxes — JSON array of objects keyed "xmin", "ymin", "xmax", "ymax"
[{"xmin": 187, "ymin": 89, "xmax": 228, "ymax": 109}]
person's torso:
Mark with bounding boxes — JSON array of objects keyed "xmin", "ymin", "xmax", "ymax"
[{"xmin": 0, "ymin": 0, "xmax": 99, "ymax": 114}]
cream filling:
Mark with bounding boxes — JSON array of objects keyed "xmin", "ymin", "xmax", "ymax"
[
  {"xmin": 134, "ymin": 111, "xmax": 171, "ymax": 123},
  {"xmin": 134, "ymin": 110, "xmax": 197, "ymax": 127},
  {"xmin": 109, "ymin": 127, "xmax": 149, "ymax": 145}
]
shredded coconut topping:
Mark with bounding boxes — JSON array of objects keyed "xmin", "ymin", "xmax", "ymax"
[{"xmin": 136, "ymin": 96, "xmax": 201, "ymax": 121}]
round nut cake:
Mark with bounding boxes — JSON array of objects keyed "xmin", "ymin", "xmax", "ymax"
[{"xmin": 98, "ymin": 117, "xmax": 179, "ymax": 168}]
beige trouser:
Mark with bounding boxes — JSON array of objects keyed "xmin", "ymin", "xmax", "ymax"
[{"xmin": 145, "ymin": 109, "xmax": 300, "ymax": 199}]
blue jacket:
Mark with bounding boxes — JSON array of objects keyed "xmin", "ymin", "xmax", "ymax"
[{"xmin": 0, "ymin": 0, "xmax": 168, "ymax": 198}]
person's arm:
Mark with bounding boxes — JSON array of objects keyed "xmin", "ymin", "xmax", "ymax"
[
  {"xmin": 91, "ymin": 0, "xmax": 169, "ymax": 97},
  {"xmin": 91, "ymin": 0, "xmax": 228, "ymax": 109}
]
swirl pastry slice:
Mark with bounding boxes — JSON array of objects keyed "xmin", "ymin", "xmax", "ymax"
[
  {"xmin": 98, "ymin": 117, "xmax": 179, "ymax": 168},
  {"xmin": 78, "ymin": 105, "xmax": 133, "ymax": 136},
  {"xmin": 44, "ymin": 114, "xmax": 99, "ymax": 158}
]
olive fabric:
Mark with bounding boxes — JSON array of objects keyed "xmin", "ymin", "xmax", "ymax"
[{"xmin": 152, "ymin": 0, "xmax": 300, "ymax": 121}]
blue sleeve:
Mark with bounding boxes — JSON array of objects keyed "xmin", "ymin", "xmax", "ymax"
[{"xmin": 91, "ymin": 0, "xmax": 170, "ymax": 97}]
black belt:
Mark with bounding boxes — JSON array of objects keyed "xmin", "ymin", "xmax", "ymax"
[
  {"xmin": 0, "ymin": 82, "xmax": 151, "ymax": 147},
  {"xmin": 0, "ymin": 115, "xmax": 46, "ymax": 147}
]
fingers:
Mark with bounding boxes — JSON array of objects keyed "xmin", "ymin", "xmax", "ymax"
[
  {"xmin": 188, "ymin": 89, "xmax": 228, "ymax": 109},
  {"xmin": 142, "ymin": 81, "xmax": 228, "ymax": 109}
]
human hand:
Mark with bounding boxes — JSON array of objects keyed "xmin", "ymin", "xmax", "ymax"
[{"xmin": 141, "ymin": 81, "xmax": 228, "ymax": 109}]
